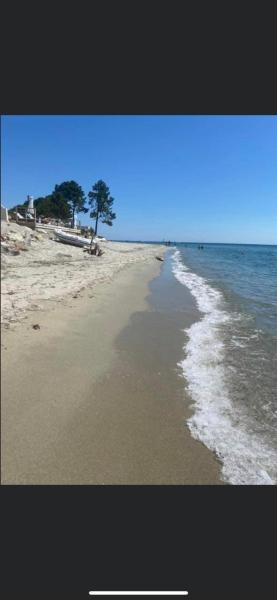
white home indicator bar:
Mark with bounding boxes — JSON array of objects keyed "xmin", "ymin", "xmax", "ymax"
[{"xmin": 89, "ymin": 593, "xmax": 188, "ymax": 597}]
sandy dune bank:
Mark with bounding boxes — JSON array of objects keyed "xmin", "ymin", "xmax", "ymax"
[{"xmin": 1, "ymin": 222, "xmax": 164, "ymax": 326}]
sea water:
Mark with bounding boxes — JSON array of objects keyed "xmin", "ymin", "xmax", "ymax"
[{"xmin": 171, "ymin": 243, "xmax": 277, "ymax": 485}]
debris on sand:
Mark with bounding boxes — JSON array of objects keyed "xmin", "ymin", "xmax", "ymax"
[
  {"xmin": 1, "ymin": 223, "xmax": 165, "ymax": 326},
  {"xmin": 83, "ymin": 242, "xmax": 104, "ymax": 256}
]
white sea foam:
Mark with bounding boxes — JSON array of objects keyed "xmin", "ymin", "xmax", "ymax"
[{"xmin": 172, "ymin": 249, "xmax": 276, "ymax": 485}]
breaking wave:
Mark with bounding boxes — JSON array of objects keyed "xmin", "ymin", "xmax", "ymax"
[{"xmin": 172, "ymin": 249, "xmax": 276, "ymax": 485}]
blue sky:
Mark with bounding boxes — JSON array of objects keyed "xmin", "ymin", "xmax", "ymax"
[{"xmin": 1, "ymin": 115, "xmax": 277, "ymax": 244}]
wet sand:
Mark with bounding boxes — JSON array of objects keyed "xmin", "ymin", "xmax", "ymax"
[{"xmin": 1, "ymin": 253, "xmax": 223, "ymax": 484}]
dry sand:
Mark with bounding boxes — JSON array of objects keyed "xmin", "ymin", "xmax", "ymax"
[
  {"xmin": 1, "ymin": 226, "xmax": 222, "ymax": 484},
  {"xmin": 1, "ymin": 222, "xmax": 164, "ymax": 326}
]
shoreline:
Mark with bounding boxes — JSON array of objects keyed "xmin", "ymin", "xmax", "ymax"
[{"xmin": 1, "ymin": 250, "xmax": 223, "ymax": 484}]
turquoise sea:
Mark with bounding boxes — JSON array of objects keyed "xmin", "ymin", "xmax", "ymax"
[{"xmin": 171, "ymin": 243, "xmax": 277, "ymax": 484}]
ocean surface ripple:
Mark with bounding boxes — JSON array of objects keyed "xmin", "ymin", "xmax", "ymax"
[{"xmin": 172, "ymin": 246, "xmax": 277, "ymax": 485}]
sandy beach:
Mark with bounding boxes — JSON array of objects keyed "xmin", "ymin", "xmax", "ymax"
[
  {"xmin": 1, "ymin": 225, "xmax": 222, "ymax": 484},
  {"xmin": 1, "ymin": 222, "xmax": 164, "ymax": 327}
]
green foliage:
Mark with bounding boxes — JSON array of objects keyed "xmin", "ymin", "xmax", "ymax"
[
  {"xmin": 34, "ymin": 192, "xmax": 72, "ymax": 220},
  {"xmin": 54, "ymin": 181, "xmax": 88, "ymax": 222},
  {"xmin": 10, "ymin": 194, "xmax": 71, "ymax": 220},
  {"xmin": 88, "ymin": 180, "xmax": 116, "ymax": 235},
  {"xmin": 10, "ymin": 189, "xmax": 74, "ymax": 221},
  {"xmin": 10, "ymin": 180, "xmax": 117, "ymax": 234}
]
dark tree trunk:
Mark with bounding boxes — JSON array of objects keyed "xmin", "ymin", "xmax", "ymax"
[
  {"xmin": 95, "ymin": 212, "xmax": 99, "ymax": 236},
  {"xmin": 71, "ymin": 208, "xmax": 75, "ymax": 229}
]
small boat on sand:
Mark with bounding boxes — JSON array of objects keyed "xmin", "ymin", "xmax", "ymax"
[{"xmin": 54, "ymin": 229, "xmax": 92, "ymax": 248}]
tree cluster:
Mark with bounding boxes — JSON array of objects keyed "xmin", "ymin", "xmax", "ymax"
[{"xmin": 11, "ymin": 179, "xmax": 116, "ymax": 235}]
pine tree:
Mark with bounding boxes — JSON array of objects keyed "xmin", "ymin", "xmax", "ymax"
[
  {"xmin": 88, "ymin": 180, "xmax": 116, "ymax": 236},
  {"xmin": 54, "ymin": 181, "xmax": 88, "ymax": 227}
]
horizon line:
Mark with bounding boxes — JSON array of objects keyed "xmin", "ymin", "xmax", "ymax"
[{"xmin": 110, "ymin": 239, "xmax": 277, "ymax": 246}]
